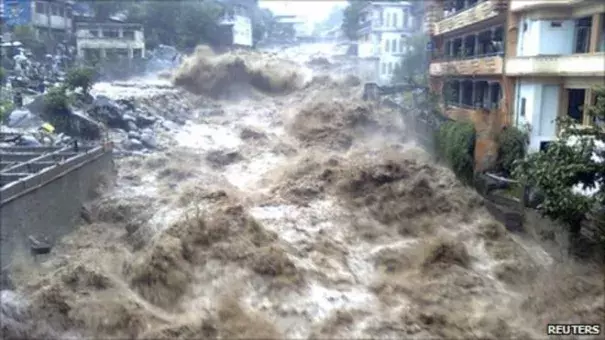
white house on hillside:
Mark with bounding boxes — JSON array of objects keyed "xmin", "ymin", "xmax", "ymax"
[{"xmin": 356, "ymin": 1, "xmax": 418, "ymax": 85}]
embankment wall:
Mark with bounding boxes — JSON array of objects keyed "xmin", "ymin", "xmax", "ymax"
[{"xmin": 0, "ymin": 146, "xmax": 115, "ymax": 271}]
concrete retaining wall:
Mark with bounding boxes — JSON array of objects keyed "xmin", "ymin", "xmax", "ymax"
[{"xmin": 0, "ymin": 145, "xmax": 115, "ymax": 270}]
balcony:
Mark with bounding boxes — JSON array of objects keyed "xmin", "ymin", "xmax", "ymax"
[
  {"xmin": 430, "ymin": 55, "xmax": 504, "ymax": 76},
  {"xmin": 434, "ymin": 0, "xmax": 500, "ymax": 36},
  {"xmin": 505, "ymin": 53, "xmax": 605, "ymax": 77}
]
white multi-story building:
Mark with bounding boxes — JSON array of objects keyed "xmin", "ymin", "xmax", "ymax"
[
  {"xmin": 218, "ymin": 0, "xmax": 256, "ymax": 47},
  {"xmin": 356, "ymin": 1, "xmax": 418, "ymax": 85},
  {"xmin": 506, "ymin": 0, "xmax": 605, "ymax": 152}
]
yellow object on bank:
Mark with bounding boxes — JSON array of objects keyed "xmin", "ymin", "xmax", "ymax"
[{"xmin": 41, "ymin": 123, "xmax": 55, "ymax": 133}]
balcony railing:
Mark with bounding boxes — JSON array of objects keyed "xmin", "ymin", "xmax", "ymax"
[
  {"xmin": 434, "ymin": 0, "xmax": 500, "ymax": 36},
  {"xmin": 430, "ymin": 54, "xmax": 504, "ymax": 76},
  {"xmin": 505, "ymin": 53, "xmax": 605, "ymax": 76}
]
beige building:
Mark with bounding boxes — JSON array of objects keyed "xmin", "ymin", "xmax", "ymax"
[{"xmin": 75, "ymin": 22, "xmax": 145, "ymax": 61}]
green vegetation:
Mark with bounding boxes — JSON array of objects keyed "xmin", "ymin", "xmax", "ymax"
[
  {"xmin": 341, "ymin": 1, "xmax": 370, "ymax": 40},
  {"xmin": 497, "ymin": 126, "xmax": 529, "ymax": 176},
  {"xmin": 514, "ymin": 86, "xmax": 605, "ymax": 242},
  {"xmin": 437, "ymin": 121, "xmax": 476, "ymax": 184},
  {"xmin": 392, "ymin": 34, "xmax": 430, "ymax": 88},
  {"xmin": 80, "ymin": 0, "xmax": 275, "ymax": 50},
  {"xmin": 0, "ymin": 100, "xmax": 14, "ymax": 123},
  {"xmin": 43, "ymin": 85, "xmax": 74, "ymax": 132},
  {"xmin": 65, "ymin": 67, "xmax": 96, "ymax": 94}
]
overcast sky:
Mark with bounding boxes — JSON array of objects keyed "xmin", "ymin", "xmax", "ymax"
[{"xmin": 259, "ymin": 1, "xmax": 346, "ymax": 23}]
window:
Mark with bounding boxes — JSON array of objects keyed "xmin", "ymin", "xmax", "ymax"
[
  {"xmin": 391, "ymin": 39, "xmax": 396, "ymax": 53},
  {"xmin": 574, "ymin": 17, "xmax": 592, "ymax": 53},
  {"xmin": 35, "ymin": 2, "xmax": 45, "ymax": 14},
  {"xmin": 123, "ymin": 30, "xmax": 135, "ymax": 40},
  {"xmin": 392, "ymin": 13, "xmax": 398, "ymax": 27},
  {"xmin": 403, "ymin": 10, "xmax": 408, "ymax": 28},
  {"xmin": 381, "ymin": 63, "xmax": 386, "ymax": 74},
  {"xmin": 104, "ymin": 29, "xmax": 119, "ymax": 38},
  {"xmin": 567, "ymin": 89, "xmax": 586, "ymax": 122},
  {"xmin": 399, "ymin": 38, "xmax": 405, "ymax": 53},
  {"xmin": 51, "ymin": 4, "xmax": 59, "ymax": 15},
  {"xmin": 386, "ymin": 13, "xmax": 391, "ymax": 27},
  {"xmin": 550, "ymin": 21, "xmax": 562, "ymax": 28},
  {"xmin": 388, "ymin": 62, "xmax": 393, "ymax": 74},
  {"xmin": 385, "ymin": 39, "xmax": 390, "ymax": 52},
  {"xmin": 520, "ymin": 98, "xmax": 526, "ymax": 117}
]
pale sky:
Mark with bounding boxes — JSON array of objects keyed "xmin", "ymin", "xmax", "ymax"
[{"xmin": 259, "ymin": 1, "xmax": 346, "ymax": 23}]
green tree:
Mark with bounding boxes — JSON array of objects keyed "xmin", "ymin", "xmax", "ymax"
[
  {"xmin": 124, "ymin": 0, "xmax": 222, "ymax": 50},
  {"xmin": 251, "ymin": 8, "xmax": 275, "ymax": 45},
  {"xmin": 341, "ymin": 0, "xmax": 369, "ymax": 40},
  {"xmin": 392, "ymin": 34, "xmax": 430, "ymax": 87},
  {"xmin": 65, "ymin": 67, "xmax": 95, "ymax": 94},
  {"xmin": 513, "ymin": 87, "xmax": 605, "ymax": 239}
]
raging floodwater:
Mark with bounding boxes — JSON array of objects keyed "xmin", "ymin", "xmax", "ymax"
[{"xmin": 2, "ymin": 45, "xmax": 603, "ymax": 340}]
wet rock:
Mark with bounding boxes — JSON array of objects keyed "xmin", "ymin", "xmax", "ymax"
[
  {"xmin": 69, "ymin": 110, "xmax": 103, "ymax": 140},
  {"xmin": 139, "ymin": 131, "xmax": 158, "ymax": 149},
  {"xmin": 173, "ymin": 116, "xmax": 187, "ymax": 125},
  {"xmin": 205, "ymin": 149, "xmax": 243, "ymax": 167},
  {"xmin": 17, "ymin": 134, "xmax": 41, "ymax": 146},
  {"xmin": 128, "ymin": 130, "xmax": 141, "ymax": 140},
  {"xmin": 122, "ymin": 113, "xmax": 136, "ymax": 123},
  {"xmin": 240, "ymin": 127, "xmax": 266, "ymax": 140},
  {"xmin": 135, "ymin": 114, "xmax": 156, "ymax": 128},
  {"xmin": 6, "ymin": 108, "xmax": 43, "ymax": 129},
  {"xmin": 88, "ymin": 95, "xmax": 124, "ymax": 128},
  {"xmin": 125, "ymin": 138, "xmax": 145, "ymax": 151},
  {"xmin": 127, "ymin": 121, "xmax": 138, "ymax": 132},
  {"xmin": 116, "ymin": 98, "xmax": 136, "ymax": 112},
  {"xmin": 199, "ymin": 108, "xmax": 225, "ymax": 117}
]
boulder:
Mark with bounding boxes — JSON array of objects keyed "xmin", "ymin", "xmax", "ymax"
[
  {"xmin": 124, "ymin": 138, "xmax": 145, "ymax": 150},
  {"xmin": 17, "ymin": 134, "xmax": 42, "ymax": 146},
  {"xmin": 135, "ymin": 114, "xmax": 156, "ymax": 128},
  {"xmin": 139, "ymin": 130, "xmax": 158, "ymax": 149},
  {"xmin": 6, "ymin": 108, "xmax": 43, "ymax": 129},
  {"xmin": 87, "ymin": 95, "xmax": 124, "ymax": 128}
]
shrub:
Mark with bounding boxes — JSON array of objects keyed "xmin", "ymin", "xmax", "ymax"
[
  {"xmin": 497, "ymin": 126, "xmax": 528, "ymax": 176},
  {"xmin": 65, "ymin": 67, "xmax": 96, "ymax": 94},
  {"xmin": 0, "ymin": 100, "xmax": 14, "ymax": 123},
  {"xmin": 43, "ymin": 86, "xmax": 72, "ymax": 131},
  {"xmin": 436, "ymin": 120, "xmax": 476, "ymax": 183}
]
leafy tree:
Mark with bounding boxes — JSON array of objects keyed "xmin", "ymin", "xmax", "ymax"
[
  {"xmin": 251, "ymin": 8, "xmax": 275, "ymax": 45},
  {"xmin": 341, "ymin": 0, "xmax": 369, "ymax": 40},
  {"xmin": 392, "ymin": 34, "xmax": 430, "ymax": 87},
  {"xmin": 65, "ymin": 67, "xmax": 96, "ymax": 94},
  {"xmin": 124, "ymin": 0, "xmax": 222, "ymax": 50},
  {"xmin": 513, "ymin": 86, "xmax": 605, "ymax": 239}
]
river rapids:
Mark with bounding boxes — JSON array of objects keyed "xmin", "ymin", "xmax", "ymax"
[{"xmin": 1, "ymin": 44, "xmax": 603, "ymax": 340}]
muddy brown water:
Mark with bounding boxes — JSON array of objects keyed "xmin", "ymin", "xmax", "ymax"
[{"xmin": 1, "ymin": 45, "xmax": 603, "ymax": 340}]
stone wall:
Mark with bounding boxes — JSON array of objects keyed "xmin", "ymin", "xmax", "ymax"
[{"xmin": 0, "ymin": 147, "xmax": 115, "ymax": 272}]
